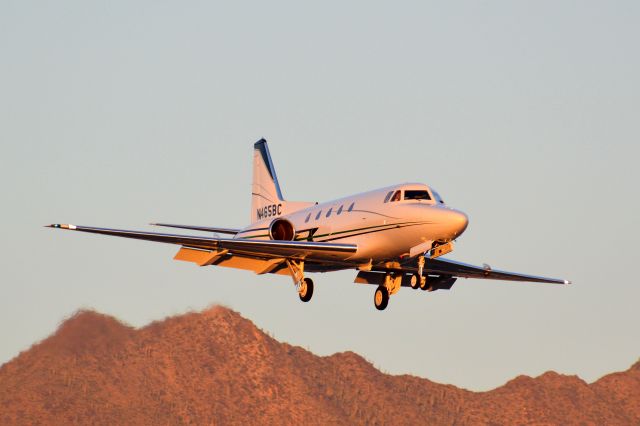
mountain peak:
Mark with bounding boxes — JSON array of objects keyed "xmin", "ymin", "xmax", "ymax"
[{"xmin": 42, "ymin": 309, "xmax": 134, "ymax": 356}]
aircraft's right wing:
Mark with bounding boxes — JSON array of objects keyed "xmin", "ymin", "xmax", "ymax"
[{"xmin": 47, "ymin": 224, "xmax": 356, "ymax": 262}]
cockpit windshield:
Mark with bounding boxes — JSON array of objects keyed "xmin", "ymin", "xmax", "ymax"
[{"xmin": 404, "ymin": 190, "xmax": 431, "ymax": 201}]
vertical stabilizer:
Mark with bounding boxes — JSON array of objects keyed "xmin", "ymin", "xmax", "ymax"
[
  {"xmin": 252, "ymin": 139, "xmax": 285, "ymax": 223},
  {"xmin": 251, "ymin": 139, "xmax": 314, "ymax": 223}
]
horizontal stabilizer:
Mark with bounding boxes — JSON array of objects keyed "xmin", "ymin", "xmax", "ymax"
[{"xmin": 150, "ymin": 223, "xmax": 239, "ymax": 235}]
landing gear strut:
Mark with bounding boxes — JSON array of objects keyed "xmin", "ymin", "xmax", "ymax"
[
  {"xmin": 286, "ymin": 259, "xmax": 314, "ymax": 303},
  {"xmin": 417, "ymin": 255, "xmax": 428, "ymax": 289}
]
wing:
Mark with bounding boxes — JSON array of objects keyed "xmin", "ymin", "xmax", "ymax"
[
  {"xmin": 382, "ymin": 256, "xmax": 569, "ymax": 285},
  {"xmin": 422, "ymin": 257, "xmax": 569, "ymax": 284},
  {"xmin": 150, "ymin": 223, "xmax": 240, "ymax": 235},
  {"xmin": 47, "ymin": 224, "xmax": 357, "ymax": 262}
]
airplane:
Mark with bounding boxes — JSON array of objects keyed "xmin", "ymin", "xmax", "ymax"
[{"xmin": 48, "ymin": 139, "xmax": 570, "ymax": 310}]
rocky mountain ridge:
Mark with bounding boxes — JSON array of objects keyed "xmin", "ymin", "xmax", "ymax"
[{"xmin": 1, "ymin": 307, "xmax": 638, "ymax": 425}]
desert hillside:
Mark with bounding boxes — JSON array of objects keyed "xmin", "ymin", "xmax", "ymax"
[{"xmin": 1, "ymin": 307, "xmax": 638, "ymax": 425}]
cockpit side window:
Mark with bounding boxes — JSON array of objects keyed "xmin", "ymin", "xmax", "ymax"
[
  {"xmin": 404, "ymin": 190, "xmax": 431, "ymax": 201},
  {"xmin": 432, "ymin": 190, "xmax": 445, "ymax": 204},
  {"xmin": 383, "ymin": 191, "xmax": 394, "ymax": 203},
  {"xmin": 390, "ymin": 190, "xmax": 402, "ymax": 202}
]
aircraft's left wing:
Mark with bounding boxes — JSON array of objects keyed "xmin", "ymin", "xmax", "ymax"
[
  {"xmin": 381, "ymin": 256, "xmax": 570, "ymax": 285},
  {"xmin": 47, "ymin": 224, "xmax": 357, "ymax": 261},
  {"xmin": 423, "ymin": 257, "xmax": 569, "ymax": 284}
]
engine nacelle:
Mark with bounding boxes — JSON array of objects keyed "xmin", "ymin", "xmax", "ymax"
[{"xmin": 269, "ymin": 218, "xmax": 296, "ymax": 241}]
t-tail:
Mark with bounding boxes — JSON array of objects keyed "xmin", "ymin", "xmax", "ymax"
[{"xmin": 251, "ymin": 139, "xmax": 314, "ymax": 223}]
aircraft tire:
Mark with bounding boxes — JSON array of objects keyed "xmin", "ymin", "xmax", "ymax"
[
  {"xmin": 299, "ymin": 277, "xmax": 314, "ymax": 302},
  {"xmin": 419, "ymin": 276, "xmax": 429, "ymax": 291},
  {"xmin": 374, "ymin": 286, "xmax": 389, "ymax": 310},
  {"xmin": 410, "ymin": 273, "xmax": 421, "ymax": 290}
]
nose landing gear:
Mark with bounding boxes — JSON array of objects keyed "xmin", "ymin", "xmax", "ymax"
[
  {"xmin": 413, "ymin": 255, "xmax": 429, "ymax": 290},
  {"xmin": 410, "ymin": 273, "xmax": 430, "ymax": 290}
]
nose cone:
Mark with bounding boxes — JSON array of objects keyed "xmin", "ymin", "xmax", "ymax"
[{"xmin": 448, "ymin": 209, "xmax": 469, "ymax": 237}]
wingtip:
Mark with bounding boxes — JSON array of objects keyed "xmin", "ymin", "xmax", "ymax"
[
  {"xmin": 564, "ymin": 280, "xmax": 572, "ymax": 285},
  {"xmin": 46, "ymin": 224, "xmax": 76, "ymax": 230}
]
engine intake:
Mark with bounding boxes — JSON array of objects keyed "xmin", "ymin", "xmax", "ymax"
[{"xmin": 269, "ymin": 218, "xmax": 295, "ymax": 241}]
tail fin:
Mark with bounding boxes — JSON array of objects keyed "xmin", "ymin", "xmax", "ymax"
[{"xmin": 251, "ymin": 139, "xmax": 313, "ymax": 223}]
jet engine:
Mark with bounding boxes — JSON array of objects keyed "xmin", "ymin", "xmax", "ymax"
[{"xmin": 269, "ymin": 218, "xmax": 296, "ymax": 241}]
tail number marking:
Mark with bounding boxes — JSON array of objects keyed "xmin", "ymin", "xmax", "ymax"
[{"xmin": 257, "ymin": 204, "xmax": 282, "ymax": 220}]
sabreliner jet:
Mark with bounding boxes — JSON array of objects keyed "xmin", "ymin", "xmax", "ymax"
[{"xmin": 48, "ymin": 139, "xmax": 570, "ymax": 310}]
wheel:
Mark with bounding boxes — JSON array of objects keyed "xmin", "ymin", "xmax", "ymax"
[
  {"xmin": 419, "ymin": 276, "xmax": 429, "ymax": 291},
  {"xmin": 299, "ymin": 277, "xmax": 314, "ymax": 302},
  {"xmin": 410, "ymin": 273, "xmax": 421, "ymax": 290},
  {"xmin": 374, "ymin": 286, "xmax": 389, "ymax": 310}
]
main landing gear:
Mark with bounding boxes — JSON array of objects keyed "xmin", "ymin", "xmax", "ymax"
[
  {"xmin": 298, "ymin": 277, "xmax": 314, "ymax": 302},
  {"xmin": 374, "ymin": 286, "xmax": 389, "ymax": 310},
  {"xmin": 286, "ymin": 259, "xmax": 314, "ymax": 303},
  {"xmin": 373, "ymin": 273, "xmax": 402, "ymax": 311},
  {"xmin": 373, "ymin": 255, "xmax": 430, "ymax": 310}
]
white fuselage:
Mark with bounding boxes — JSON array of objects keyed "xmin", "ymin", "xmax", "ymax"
[{"xmin": 236, "ymin": 183, "xmax": 468, "ymax": 263}]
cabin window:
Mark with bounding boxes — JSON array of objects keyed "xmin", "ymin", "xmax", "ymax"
[
  {"xmin": 404, "ymin": 190, "xmax": 431, "ymax": 201},
  {"xmin": 305, "ymin": 213, "xmax": 311, "ymax": 223},
  {"xmin": 326, "ymin": 208, "xmax": 333, "ymax": 218},
  {"xmin": 315, "ymin": 210, "xmax": 322, "ymax": 220},
  {"xmin": 348, "ymin": 202, "xmax": 355, "ymax": 212},
  {"xmin": 337, "ymin": 205, "xmax": 343, "ymax": 215},
  {"xmin": 383, "ymin": 191, "xmax": 394, "ymax": 203},
  {"xmin": 390, "ymin": 190, "xmax": 401, "ymax": 202}
]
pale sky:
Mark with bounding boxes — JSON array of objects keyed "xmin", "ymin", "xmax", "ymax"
[{"xmin": 1, "ymin": 1, "xmax": 638, "ymax": 391}]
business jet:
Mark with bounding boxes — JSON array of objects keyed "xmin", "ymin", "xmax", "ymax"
[{"xmin": 48, "ymin": 139, "xmax": 569, "ymax": 310}]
